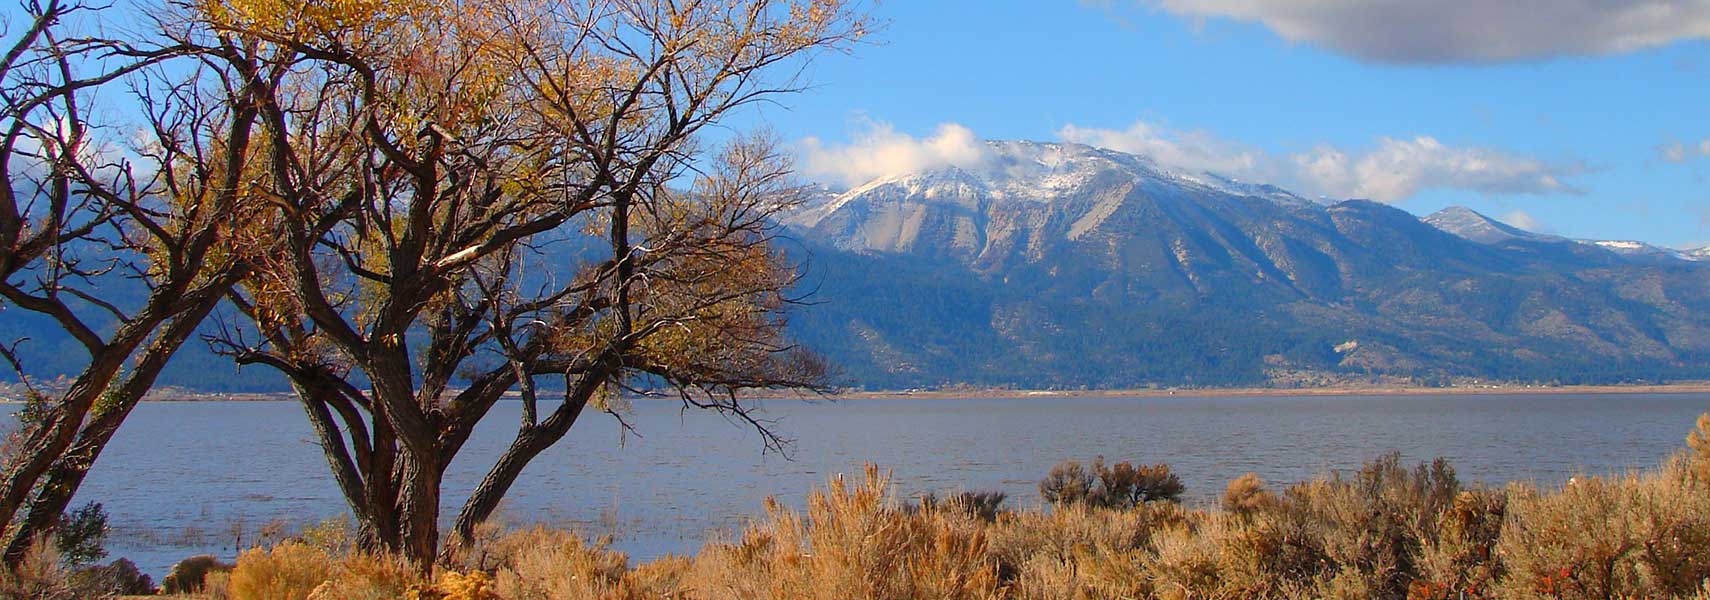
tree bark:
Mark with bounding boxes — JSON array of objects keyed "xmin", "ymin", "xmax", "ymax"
[
  {"xmin": 0, "ymin": 307, "xmax": 163, "ymax": 555},
  {"xmin": 446, "ymin": 367, "xmax": 606, "ymax": 554},
  {"xmin": 0, "ymin": 286, "xmax": 224, "ymax": 563},
  {"xmin": 396, "ymin": 451, "xmax": 442, "ymax": 571}
]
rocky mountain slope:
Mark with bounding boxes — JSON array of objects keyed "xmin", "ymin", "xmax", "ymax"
[{"xmin": 782, "ymin": 141, "xmax": 1710, "ymax": 389}]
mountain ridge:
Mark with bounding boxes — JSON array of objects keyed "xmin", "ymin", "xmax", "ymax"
[
  {"xmin": 780, "ymin": 140, "xmax": 1710, "ymax": 389},
  {"xmin": 4, "ymin": 140, "xmax": 1708, "ymax": 391}
]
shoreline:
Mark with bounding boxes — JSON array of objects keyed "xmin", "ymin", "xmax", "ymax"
[
  {"xmin": 5, "ymin": 381, "xmax": 1710, "ymax": 404},
  {"xmin": 823, "ymin": 381, "xmax": 1710, "ymax": 400}
]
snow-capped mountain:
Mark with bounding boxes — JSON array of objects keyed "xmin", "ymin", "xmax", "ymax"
[
  {"xmin": 1579, "ymin": 239, "xmax": 1692, "ymax": 261},
  {"xmin": 787, "ymin": 141, "xmax": 1311, "ymax": 230},
  {"xmin": 781, "ymin": 140, "xmax": 1710, "ymax": 389},
  {"xmin": 1421, "ymin": 207, "xmax": 1563, "ymax": 245},
  {"xmin": 1421, "ymin": 206, "xmax": 1707, "ymax": 263}
]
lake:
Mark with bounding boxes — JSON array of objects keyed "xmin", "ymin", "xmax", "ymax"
[{"xmin": 59, "ymin": 392, "xmax": 1710, "ymax": 577}]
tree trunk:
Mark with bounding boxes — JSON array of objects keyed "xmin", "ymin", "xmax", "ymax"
[
  {"xmin": 446, "ymin": 431, "xmax": 549, "ymax": 555},
  {"xmin": 0, "ymin": 347, "xmax": 133, "ymax": 537},
  {"xmin": 0, "ymin": 294, "xmax": 220, "ymax": 564},
  {"xmin": 446, "ymin": 371, "xmax": 604, "ymax": 554},
  {"xmin": 359, "ymin": 419, "xmax": 401, "ymax": 555},
  {"xmin": 396, "ymin": 451, "xmax": 443, "ymax": 571}
]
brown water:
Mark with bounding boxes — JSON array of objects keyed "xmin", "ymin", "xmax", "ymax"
[{"xmin": 59, "ymin": 392, "xmax": 1710, "ymax": 577}]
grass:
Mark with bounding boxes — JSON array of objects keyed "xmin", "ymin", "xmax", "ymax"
[{"xmin": 28, "ymin": 413, "xmax": 1710, "ymax": 599}]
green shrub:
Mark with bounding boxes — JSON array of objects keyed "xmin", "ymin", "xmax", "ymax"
[{"xmin": 54, "ymin": 501, "xmax": 108, "ymax": 567}]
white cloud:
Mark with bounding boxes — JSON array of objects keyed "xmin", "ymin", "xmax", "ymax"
[
  {"xmin": 1663, "ymin": 142, "xmax": 1691, "ymax": 163},
  {"xmin": 1060, "ymin": 121, "xmax": 1579, "ymax": 202},
  {"xmin": 1661, "ymin": 138, "xmax": 1710, "ymax": 163},
  {"xmin": 796, "ymin": 121, "xmax": 990, "ymax": 187},
  {"xmin": 1142, "ymin": 0, "xmax": 1710, "ymax": 63},
  {"xmin": 1307, "ymin": 136, "xmax": 1576, "ymax": 201},
  {"xmin": 1502, "ymin": 210, "xmax": 1543, "ymax": 233},
  {"xmin": 1058, "ymin": 121, "xmax": 1279, "ymax": 181}
]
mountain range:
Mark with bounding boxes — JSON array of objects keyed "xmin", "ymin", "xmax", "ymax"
[
  {"xmin": 780, "ymin": 141, "xmax": 1710, "ymax": 389},
  {"xmin": 3, "ymin": 140, "xmax": 1708, "ymax": 392}
]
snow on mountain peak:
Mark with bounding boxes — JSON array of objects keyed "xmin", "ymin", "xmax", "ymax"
[{"xmin": 786, "ymin": 140, "xmax": 1313, "ymax": 229}]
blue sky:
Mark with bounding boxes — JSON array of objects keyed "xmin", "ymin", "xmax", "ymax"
[{"xmin": 743, "ymin": 0, "xmax": 1710, "ymax": 249}]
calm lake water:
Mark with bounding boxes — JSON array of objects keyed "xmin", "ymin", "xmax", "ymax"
[{"xmin": 52, "ymin": 392, "xmax": 1710, "ymax": 576}]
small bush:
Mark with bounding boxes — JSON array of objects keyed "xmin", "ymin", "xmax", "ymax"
[
  {"xmin": 1410, "ymin": 489, "xmax": 1505, "ymax": 599},
  {"xmin": 1039, "ymin": 460, "xmax": 1095, "ymax": 507},
  {"xmin": 305, "ymin": 552, "xmax": 420, "ymax": 600},
  {"xmin": 1498, "ymin": 472, "xmax": 1710, "ymax": 600},
  {"xmin": 54, "ymin": 501, "xmax": 108, "ymax": 567},
  {"xmin": 691, "ymin": 464, "xmax": 1000, "ymax": 600},
  {"xmin": 1100, "ymin": 460, "xmax": 1184, "ymax": 506},
  {"xmin": 162, "ymin": 553, "xmax": 234, "ymax": 594},
  {"xmin": 485, "ymin": 527, "xmax": 654, "ymax": 600},
  {"xmin": 913, "ymin": 491, "xmax": 1007, "ymax": 522},
  {"xmin": 418, "ymin": 570, "xmax": 497, "ymax": 600},
  {"xmin": 1688, "ymin": 412, "xmax": 1710, "ymax": 485},
  {"xmin": 0, "ymin": 541, "xmax": 72, "ymax": 600},
  {"xmin": 228, "ymin": 542, "xmax": 335, "ymax": 600},
  {"xmin": 1041, "ymin": 457, "xmax": 1184, "ymax": 509},
  {"xmin": 67, "ymin": 557, "xmax": 154, "ymax": 596},
  {"xmin": 1221, "ymin": 473, "xmax": 1276, "ymax": 515}
]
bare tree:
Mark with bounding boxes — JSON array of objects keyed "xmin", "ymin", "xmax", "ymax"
[
  {"xmin": 189, "ymin": 0, "xmax": 864, "ymax": 566},
  {"xmin": 0, "ymin": 0, "xmax": 253, "ymax": 563}
]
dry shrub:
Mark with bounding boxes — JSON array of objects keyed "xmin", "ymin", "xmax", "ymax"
[
  {"xmin": 228, "ymin": 542, "xmax": 336, "ymax": 600},
  {"xmin": 1688, "ymin": 412, "xmax": 1710, "ymax": 486},
  {"xmin": 1011, "ymin": 545, "xmax": 1151, "ymax": 600},
  {"xmin": 1146, "ymin": 520, "xmax": 1226, "ymax": 599},
  {"xmin": 1497, "ymin": 470, "xmax": 1710, "ymax": 600},
  {"xmin": 1039, "ymin": 460, "xmax": 1096, "ymax": 507},
  {"xmin": 1042, "ymin": 458, "xmax": 1184, "ymax": 509},
  {"xmin": 68, "ymin": 557, "xmax": 155, "ymax": 596},
  {"xmin": 1409, "ymin": 488, "xmax": 1506, "ymax": 600},
  {"xmin": 1100, "ymin": 460, "xmax": 1185, "ymax": 506},
  {"xmin": 482, "ymin": 526, "xmax": 687, "ymax": 600},
  {"xmin": 1254, "ymin": 453, "xmax": 1465, "ymax": 599},
  {"xmin": 297, "ymin": 517, "xmax": 354, "ymax": 555},
  {"xmin": 151, "ymin": 411, "xmax": 1710, "ymax": 600},
  {"xmin": 915, "ymin": 491, "xmax": 1008, "ymax": 523},
  {"xmin": 421, "ymin": 570, "xmax": 497, "ymax": 600},
  {"xmin": 163, "ymin": 553, "xmax": 235, "ymax": 594},
  {"xmin": 987, "ymin": 502, "xmax": 1180, "ymax": 582},
  {"xmin": 0, "ymin": 540, "xmax": 72, "ymax": 600},
  {"xmin": 691, "ymin": 464, "xmax": 1000, "ymax": 600},
  {"xmin": 206, "ymin": 570, "xmax": 233, "ymax": 599},
  {"xmin": 1144, "ymin": 512, "xmax": 1318, "ymax": 600},
  {"xmin": 305, "ymin": 552, "xmax": 420, "ymax": 600},
  {"xmin": 987, "ymin": 500, "xmax": 1194, "ymax": 599},
  {"xmin": 1222, "ymin": 473, "xmax": 1277, "ymax": 515}
]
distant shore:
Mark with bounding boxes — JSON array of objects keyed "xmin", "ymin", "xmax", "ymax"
[
  {"xmin": 6, "ymin": 381, "xmax": 1705, "ymax": 404},
  {"xmin": 825, "ymin": 381, "xmax": 1710, "ymax": 401}
]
